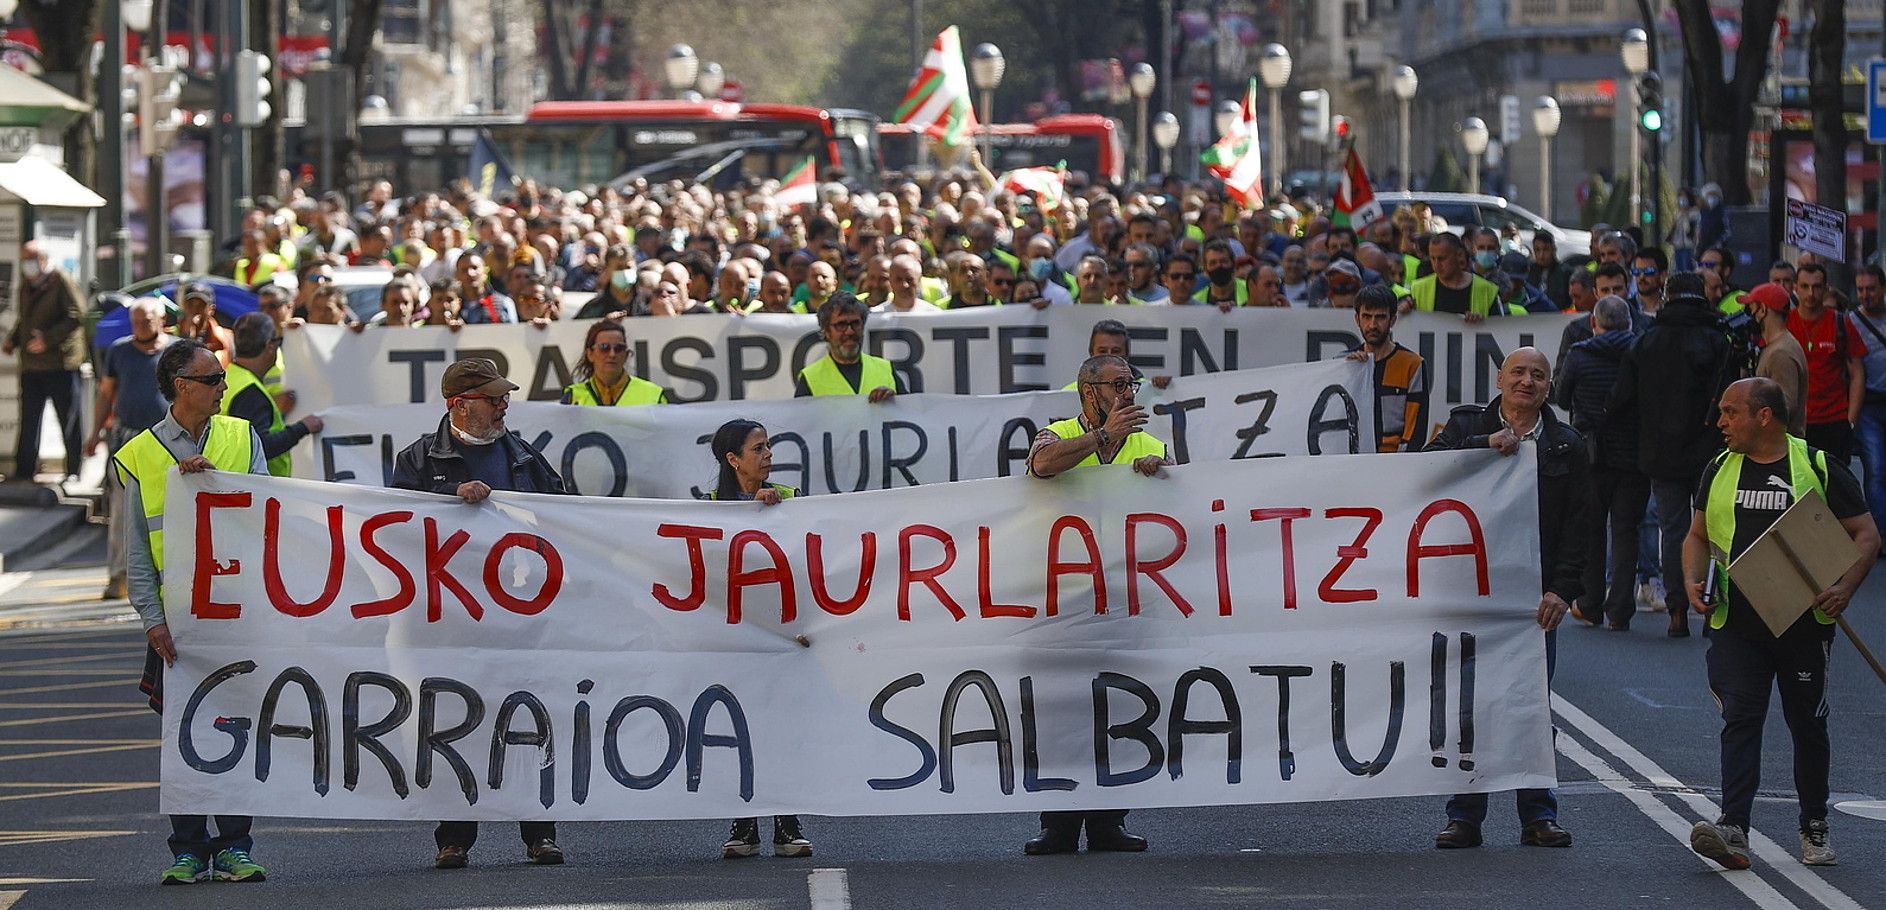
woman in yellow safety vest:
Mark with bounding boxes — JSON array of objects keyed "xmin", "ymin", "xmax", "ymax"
[
  {"xmin": 701, "ymin": 417, "xmax": 813, "ymax": 859},
  {"xmin": 559, "ymin": 320, "xmax": 669, "ymax": 406}
]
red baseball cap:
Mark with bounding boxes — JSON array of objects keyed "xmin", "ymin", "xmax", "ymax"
[{"xmin": 1743, "ymin": 282, "xmax": 1790, "ymax": 313}]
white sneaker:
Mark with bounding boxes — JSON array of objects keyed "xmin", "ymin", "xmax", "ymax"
[
  {"xmin": 1800, "ymin": 819, "xmax": 1837, "ymax": 866},
  {"xmin": 1647, "ymin": 578, "xmax": 1668, "ymax": 613},
  {"xmin": 1690, "ymin": 818, "xmax": 1752, "ymax": 870}
]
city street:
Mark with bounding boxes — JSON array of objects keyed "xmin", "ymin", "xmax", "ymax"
[{"xmin": 0, "ymin": 566, "xmax": 1881, "ymax": 909}]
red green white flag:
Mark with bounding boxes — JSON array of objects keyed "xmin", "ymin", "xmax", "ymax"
[
  {"xmin": 998, "ymin": 163, "xmax": 1067, "ymax": 212},
  {"xmin": 1332, "ymin": 147, "xmax": 1382, "ymax": 229},
  {"xmin": 775, "ymin": 156, "xmax": 818, "ymax": 208},
  {"xmin": 1200, "ymin": 78, "xmax": 1257, "ymax": 181},
  {"xmin": 892, "ymin": 26, "xmax": 979, "ymax": 148}
]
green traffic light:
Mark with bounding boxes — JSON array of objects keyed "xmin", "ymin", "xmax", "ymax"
[{"xmin": 1639, "ymin": 109, "xmax": 1663, "ymax": 132}]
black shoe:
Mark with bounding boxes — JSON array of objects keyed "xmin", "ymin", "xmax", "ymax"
[
  {"xmin": 1086, "ymin": 824, "xmax": 1148, "ymax": 852},
  {"xmin": 1434, "ymin": 820, "xmax": 1482, "ymax": 849},
  {"xmin": 1667, "ymin": 619, "xmax": 1691, "ymax": 638},
  {"xmin": 1023, "ymin": 827, "xmax": 1080, "ymax": 855},
  {"xmin": 434, "ymin": 845, "xmax": 469, "ymax": 869},
  {"xmin": 527, "ymin": 838, "xmax": 565, "ymax": 865},
  {"xmin": 1606, "ymin": 618, "xmax": 1631, "ymax": 632},
  {"xmin": 722, "ymin": 818, "xmax": 760, "ymax": 858},
  {"xmin": 772, "ymin": 815, "xmax": 813, "ymax": 857},
  {"xmin": 1521, "ymin": 819, "xmax": 1573, "ymax": 847}
]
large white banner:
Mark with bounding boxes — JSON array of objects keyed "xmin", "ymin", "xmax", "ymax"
[
  {"xmin": 160, "ymin": 452, "xmax": 1554, "ymax": 820},
  {"xmin": 283, "ymin": 308, "xmax": 1574, "ymax": 417},
  {"xmin": 304, "ymin": 360, "xmax": 1376, "ymax": 498}
]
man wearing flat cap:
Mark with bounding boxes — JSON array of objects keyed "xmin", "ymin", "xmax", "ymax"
[{"xmin": 389, "ymin": 357, "xmax": 568, "ymax": 869}]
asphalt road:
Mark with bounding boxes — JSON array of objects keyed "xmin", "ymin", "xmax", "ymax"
[{"xmin": 0, "ymin": 565, "xmax": 1882, "ymax": 910}]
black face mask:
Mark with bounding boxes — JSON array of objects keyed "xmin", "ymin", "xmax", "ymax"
[{"xmin": 1207, "ymin": 266, "xmax": 1235, "ymax": 286}]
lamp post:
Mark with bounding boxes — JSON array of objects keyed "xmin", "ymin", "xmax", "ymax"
[
  {"xmin": 1259, "ymin": 44, "xmax": 1292, "ymax": 196},
  {"xmin": 970, "ymin": 43, "xmax": 1005, "ymax": 165},
  {"xmin": 1128, "ymin": 62, "xmax": 1156, "ymax": 185},
  {"xmin": 1621, "ymin": 28, "xmax": 1648, "ymax": 229},
  {"xmin": 696, "ymin": 62, "xmax": 724, "ymax": 100},
  {"xmin": 1459, "ymin": 117, "xmax": 1489, "ymax": 194},
  {"xmin": 1391, "ymin": 65, "xmax": 1418, "ymax": 191},
  {"xmin": 1213, "ymin": 99, "xmax": 1240, "ymax": 141},
  {"xmin": 1152, "ymin": 111, "xmax": 1179, "ymax": 178},
  {"xmin": 1532, "ymin": 96, "xmax": 1561, "ymax": 223},
  {"xmin": 664, "ymin": 44, "xmax": 698, "ymax": 99}
]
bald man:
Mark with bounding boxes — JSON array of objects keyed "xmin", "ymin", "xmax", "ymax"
[
  {"xmin": 1425, "ymin": 347, "xmax": 1589, "ymax": 850},
  {"xmin": 871, "ymin": 254, "xmax": 942, "ymax": 314}
]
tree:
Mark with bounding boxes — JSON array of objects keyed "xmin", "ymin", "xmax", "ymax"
[
  {"xmin": 1672, "ymin": 0, "xmax": 1780, "ymax": 205},
  {"xmin": 542, "ymin": 0, "xmax": 608, "ymax": 100},
  {"xmin": 333, "ymin": 0, "xmax": 385, "ymax": 195},
  {"xmin": 1807, "ymin": 1, "xmax": 1845, "ymax": 271},
  {"xmin": 18, "ymin": 0, "xmax": 101, "ymax": 193}
]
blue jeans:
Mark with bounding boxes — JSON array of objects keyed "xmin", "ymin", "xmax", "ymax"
[
  {"xmin": 1652, "ymin": 478, "xmax": 1697, "ymax": 619},
  {"xmin": 1446, "ymin": 629, "xmax": 1557, "ymax": 825},
  {"xmin": 1637, "ymin": 493, "xmax": 1660, "ymax": 583},
  {"xmin": 1856, "ymin": 400, "xmax": 1886, "ymax": 536}
]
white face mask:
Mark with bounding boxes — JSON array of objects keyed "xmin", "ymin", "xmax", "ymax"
[
  {"xmin": 20, "ymin": 260, "xmax": 40, "ymax": 281},
  {"xmin": 450, "ymin": 421, "xmax": 505, "ymax": 446}
]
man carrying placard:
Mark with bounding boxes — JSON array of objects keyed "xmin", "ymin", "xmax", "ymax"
[{"xmin": 1683, "ymin": 378, "xmax": 1878, "ymax": 871}]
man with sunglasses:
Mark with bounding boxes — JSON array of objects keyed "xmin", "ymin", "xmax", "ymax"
[
  {"xmin": 1023, "ymin": 352, "xmax": 1168, "ymax": 856},
  {"xmin": 219, "ymin": 313, "xmax": 322, "ymax": 477},
  {"xmin": 116, "ymin": 339, "xmax": 271, "ymax": 885},
  {"xmin": 391, "ymin": 358, "xmax": 569, "ymax": 869},
  {"xmin": 1631, "ymin": 248, "xmax": 1668, "ymax": 319},
  {"xmin": 1161, "ymin": 254, "xmax": 1200, "ymax": 303}
]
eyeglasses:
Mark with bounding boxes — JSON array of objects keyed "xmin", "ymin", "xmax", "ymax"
[
  {"xmin": 1631, "ymin": 267, "xmax": 1660, "ymax": 277},
  {"xmin": 457, "ymin": 392, "xmax": 510, "ymax": 404},
  {"xmin": 1084, "ymin": 378, "xmax": 1143, "ymax": 395},
  {"xmin": 591, "ymin": 342, "xmax": 630, "ymax": 353},
  {"xmin": 1166, "ymin": 271, "xmax": 1197, "ymax": 281},
  {"xmin": 827, "ymin": 319, "xmax": 864, "ymax": 333},
  {"xmin": 177, "ymin": 371, "xmax": 226, "ymax": 386}
]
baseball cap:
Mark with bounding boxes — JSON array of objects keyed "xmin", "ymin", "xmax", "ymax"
[
  {"xmin": 441, "ymin": 358, "xmax": 520, "ymax": 399},
  {"xmin": 1326, "ymin": 259, "xmax": 1362, "ymax": 294},
  {"xmin": 1743, "ymin": 282, "xmax": 1791, "ymax": 313},
  {"xmin": 181, "ymin": 283, "xmax": 215, "ymax": 304}
]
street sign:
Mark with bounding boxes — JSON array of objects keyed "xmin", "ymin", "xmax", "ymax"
[
  {"xmin": 1499, "ymin": 94, "xmax": 1519, "ymax": 145},
  {"xmin": 1868, "ymin": 59, "xmax": 1886, "ymax": 144},
  {"xmin": 1785, "ymin": 198, "xmax": 1847, "ymax": 262},
  {"xmin": 718, "ymin": 79, "xmax": 744, "ymax": 103},
  {"xmin": 1191, "ymin": 79, "xmax": 1210, "ymax": 107}
]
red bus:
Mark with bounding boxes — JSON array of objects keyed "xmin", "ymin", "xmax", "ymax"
[
  {"xmin": 332, "ymin": 101, "xmax": 880, "ymax": 193},
  {"xmin": 876, "ymin": 114, "xmax": 1124, "ymax": 185}
]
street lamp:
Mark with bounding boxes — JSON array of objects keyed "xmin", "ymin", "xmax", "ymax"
[
  {"xmin": 664, "ymin": 44, "xmax": 698, "ymax": 99},
  {"xmin": 1128, "ymin": 62, "xmax": 1156, "ymax": 185},
  {"xmin": 1391, "ymin": 64, "xmax": 1418, "ymax": 191},
  {"xmin": 696, "ymin": 62, "xmax": 724, "ymax": 100},
  {"xmin": 122, "ymin": 0, "xmax": 152, "ymax": 32},
  {"xmin": 1259, "ymin": 44, "xmax": 1292, "ymax": 196},
  {"xmin": 1621, "ymin": 28, "xmax": 1648, "ymax": 225},
  {"xmin": 970, "ymin": 43, "xmax": 1005, "ymax": 164},
  {"xmin": 1152, "ymin": 111, "xmax": 1179, "ymax": 178},
  {"xmin": 1214, "ymin": 99, "xmax": 1241, "ymax": 140},
  {"xmin": 1532, "ymin": 96, "xmax": 1561, "ymax": 222},
  {"xmin": 1459, "ymin": 117, "xmax": 1489, "ymax": 194},
  {"xmin": 0, "ymin": 0, "xmax": 16, "ymax": 17}
]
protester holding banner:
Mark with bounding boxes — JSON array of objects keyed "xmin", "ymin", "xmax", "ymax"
[
  {"xmin": 560, "ymin": 320, "xmax": 670, "ymax": 406},
  {"xmin": 1021, "ymin": 353, "xmax": 1168, "ymax": 855},
  {"xmin": 389, "ymin": 357, "xmax": 569, "ymax": 868},
  {"xmin": 1682, "ymin": 378, "xmax": 1879, "ymax": 871},
  {"xmin": 1425, "ymin": 347, "xmax": 1584, "ymax": 850},
  {"xmin": 116, "ymin": 339, "xmax": 272, "ymax": 885},
  {"xmin": 698, "ymin": 418, "xmax": 817, "ymax": 858},
  {"xmin": 221, "ymin": 314, "xmax": 323, "ymax": 477},
  {"xmin": 1345, "ymin": 286, "xmax": 1430, "ymax": 452},
  {"xmin": 794, "ymin": 293, "xmax": 904, "ymax": 400}
]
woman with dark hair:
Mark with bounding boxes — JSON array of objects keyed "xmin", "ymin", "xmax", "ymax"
[
  {"xmin": 559, "ymin": 320, "xmax": 669, "ymax": 406},
  {"xmin": 703, "ymin": 418, "xmax": 810, "ymax": 856}
]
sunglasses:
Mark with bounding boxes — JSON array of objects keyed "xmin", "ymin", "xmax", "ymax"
[
  {"xmin": 591, "ymin": 342, "xmax": 630, "ymax": 353},
  {"xmin": 1084, "ymin": 378, "xmax": 1143, "ymax": 395},
  {"xmin": 1631, "ymin": 267, "xmax": 1660, "ymax": 277},
  {"xmin": 177, "ymin": 371, "xmax": 226, "ymax": 386},
  {"xmin": 1167, "ymin": 272, "xmax": 1197, "ymax": 281}
]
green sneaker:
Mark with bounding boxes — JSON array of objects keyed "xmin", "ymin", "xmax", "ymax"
[
  {"xmin": 159, "ymin": 853, "xmax": 209, "ymax": 885},
  {"xmin": 211, "ymin": 848, "xmax": 267, "ymax": 882}
]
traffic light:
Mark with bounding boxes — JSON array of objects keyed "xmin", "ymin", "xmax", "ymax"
[
  {"xmin": 136, "ymin": 63, "xmax": 184, "ymax": 157},
  {"xmin": 234, "ymin": 50, "xmax": 272, "ymax": 127},
  {"xmin": 1636, "ymin": 72, "xmax": 1662, "ymax": 134},
  {"xmin": 1330, "ymin": 115, "xmax": 1352, "ymax": 150},
  {"xmin": 1298, "ymin": 89, "xmax": 1329, "ymax": 143}
]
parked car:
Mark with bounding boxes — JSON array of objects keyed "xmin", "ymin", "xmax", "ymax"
[
  {"xmin": 1374, "ymin": 192, "xmax": 1591, "ymax": 258},
  {"xmin": 269, "ymin": 266, "xmax": 398, "ymax": 324},
  {"xmin": 93, "ymin": 275, "xmax": 258, "ymax": 350}
]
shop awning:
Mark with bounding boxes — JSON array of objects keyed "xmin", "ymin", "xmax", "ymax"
[{"xmin": 0, "ymin": 156, "xmax": 104, "ymax": 208}]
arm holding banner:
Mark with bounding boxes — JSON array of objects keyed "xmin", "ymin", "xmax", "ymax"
[{"xmin": 1808, "ymin": 512, "xmax": 1879, "ymax": 619}]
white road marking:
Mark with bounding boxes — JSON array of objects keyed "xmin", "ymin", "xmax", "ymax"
[
  {"xmin": 1556, "ymin": 695, "xmax": 1866, "ymax": 910},
  {"xmin": 1831, "ymin": 799, "xmax": 1886, "ymax": 821},
  {"xmin": 808, "ymin": 867, "xmax": 852, "ymax": 910},
  {"xmin": 0, "ymin": 889, "xmax": 21, "ymax": 910},
  {"xmin": 0, "ymin": 574, "xmax": 30, "ymax": 601}
]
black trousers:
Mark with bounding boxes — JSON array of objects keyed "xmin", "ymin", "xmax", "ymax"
[
  {"xmin": 169, "ymin": 814, "xmax": 252, "ymax": 860},
  {"xmin": 1806, "ymin": 421, "xmax": 1854, "ymax": 466},
  {"xmin": 14, "ymin": 368, "xmax": 81, "ymax": 478},
  {"xmin": 434, "ymin": 821, "xmax": 556, "ymax": 851},
  {"xmin": 1039, "ymin": 809, "xmax": 1128, "ymax": 835},
  {"xmin": 1706, "ymin": 630, "xmax": 1832, "ymax": 831},
  {"xmin": 1582, "ymin": 467, "xmax": 1650, "ymax": 624}
]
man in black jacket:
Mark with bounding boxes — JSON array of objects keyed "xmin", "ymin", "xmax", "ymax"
[
  {"xmin": 389, "ymin": 357, "xmax": 568, "ymax": 869},
  {"xmin": 1607, "ymin": 272, "xmax": 1731, "ymax": 637},
  {"xmin": 1556, "ymin": 297, "xmax": 1646, "ymax": 629},
  {"xmin": 1425, "ymin": 346, "xmax": 1586, "ymax": 851}
]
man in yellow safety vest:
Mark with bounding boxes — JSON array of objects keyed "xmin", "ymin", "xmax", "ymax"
[{"xmin": 793, "ymin": 292, "xmax": 904, "ymax": 400}]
